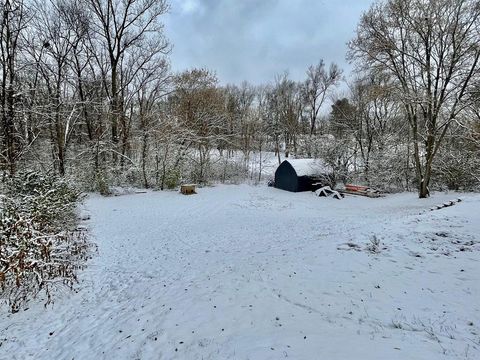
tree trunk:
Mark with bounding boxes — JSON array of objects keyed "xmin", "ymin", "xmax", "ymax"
[{"xmin": 141, "ymin": 130, "xmax": 149, "ymax": 188}]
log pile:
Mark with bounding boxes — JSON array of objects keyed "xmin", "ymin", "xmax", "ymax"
[{"xmin": 338, "ymin": 184, "xmax": 384, "ymax": 198}]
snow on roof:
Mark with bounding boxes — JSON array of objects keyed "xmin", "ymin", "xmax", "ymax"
[{"xmin": 283, "ymin": 158, "xmax": 331, "ymax": 176}]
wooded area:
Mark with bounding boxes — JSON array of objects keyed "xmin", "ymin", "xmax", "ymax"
[
  {"xmin": 1, "ymin": 0, "xmax": 479, "ymax": 197},
  {"xmin": 1, "ymin": 3, "xmax": 480, "ymax": 357}
]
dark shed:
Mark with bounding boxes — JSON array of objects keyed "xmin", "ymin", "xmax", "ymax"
[{"xmin": 274, "ymin": 159, "xmax": 332, "ymax": 192}]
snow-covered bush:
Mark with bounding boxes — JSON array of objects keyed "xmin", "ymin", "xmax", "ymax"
[
  {"xmin": 163, "ymin": 168, "xmax": 181, "ymax": 189},
  {"xmin": 211, "ymin": 157, "xmax": 247, "ymax": 184},
  {"xmin": 433, "ymin": 144, "xmax": 480, "ymax": 191},
  {"xmin": 0, "ymin": 171, "xmax": 89, "ymax": 312},
  {"xmin": 94, "ymin": 170, "xmax": 112, "ymax": 196}
]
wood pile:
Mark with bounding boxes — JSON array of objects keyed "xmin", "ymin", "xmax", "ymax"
[{"xmin": 338, "ymin": 184, "xmax": 384, "ymax": 198}]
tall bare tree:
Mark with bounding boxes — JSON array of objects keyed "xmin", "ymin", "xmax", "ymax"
[
  {"xmin": 85, "ymin": 0, "xmax": 169, "ymax": 161},
  {"xmin": 349, "ymin": 0, "xmax": 480, "ymax": 197},
  {"xmin": 331, "ymin": 75, "xmax": 401, "ymax": 183},
  {"xmin": 302, "ymin": 60, "xmax": 342, "ymax": 136},
  {"xmin": 31, "ymin": 0, "xmax": 88, "ymax": 175},
  {"xmin": 172, "ymin": 69, "xmax": 227, "ymax": 183},
  {"xmin": 0, "ymin": 0, "xmax": 28, "ymax": 175}
]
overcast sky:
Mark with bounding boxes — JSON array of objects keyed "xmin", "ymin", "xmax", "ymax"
[{"xmin": 164, "ymin": 0, "xmax": 375, "ymax": 85}]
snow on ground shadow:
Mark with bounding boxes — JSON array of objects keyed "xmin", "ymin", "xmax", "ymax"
[{"xmin": 1, "ymin": 185, "xmax": 479, "ymax": 359}]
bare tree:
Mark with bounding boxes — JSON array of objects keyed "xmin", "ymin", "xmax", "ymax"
[
  {"xmin": 172, "ymin": 69, "xmax": 229, "ymax": 184},
  {"xmin": 331, "ymin": 75, "xmax": 401, "ymax": 184},
  {"xmin": 223, "ymin": 82, "xmax": 255, "ymax": 169},
  {"xmin": 85, "ymin": 0, "xmax": 169, "ymax": 161},
  {"xmin": 134, "ymin": 60, "xmax": 170, "ymax": 188},
  {"xmin": 349, "ymin": 0, "xmax": 480, "ymax": 197},
  {"xmin": 30, "ymin": 0, "xmax": 88, "ymax": 176},
  {"xmin": 253, "ymin": 85, "xmax": 269, "ymax": 182},
  {"xmin": 0, "ymin": 0, "xmax": 29, "ymax": 175},
  {"xmin": 270, "ymin": 73, "xmax": 302, "ymax": 159},
  {"xmin": 302, "ymin": 60, "xmax": 342, "ymax": 136}
]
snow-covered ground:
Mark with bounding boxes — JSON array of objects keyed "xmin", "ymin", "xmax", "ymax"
[{"xmin": 1, "ymin": 185, "xmax": 479, "ymax": 359}]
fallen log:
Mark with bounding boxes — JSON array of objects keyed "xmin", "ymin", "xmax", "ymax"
[{"xmin": 338, "ymin": 190, "xmax": 384, "ymax": 198}]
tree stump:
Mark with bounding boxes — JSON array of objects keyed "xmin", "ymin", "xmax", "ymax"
[{"xmin": 180, "ymin": 184, "xmax": 197, "ymax": 195}]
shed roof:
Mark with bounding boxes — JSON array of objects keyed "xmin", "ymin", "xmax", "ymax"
[{"xmin": 283, "ymin": 158, "xmax": 331, "ymax": 176}]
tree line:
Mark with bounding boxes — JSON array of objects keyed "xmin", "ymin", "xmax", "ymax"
[{"xmin": 1, "ymin": 0, "xmax": 479, "ymax": 197}]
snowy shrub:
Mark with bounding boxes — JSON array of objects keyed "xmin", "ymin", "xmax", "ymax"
[
  {"xmin": 433, "ymin": 146, "xmax": 480, "ymax": 191},
  {"xmin": 365, "ymin": 235, "xmax": 382, "ymax": 254},
  {"xmin": 123, "ymin": 166, "xmax": 141, "ymax": 186},
  {"xmin": 212, "ymin": 158, "xmax": 247, "ymax": 184},
  {"xmin": 0, "ymin": 171, "xmax": 89, "ymax": 312},
  {"xmin": 366, "ymin": 146, "xmax": 415, "ymax": 192},
  {"xmin": 5, "ymin": 171, "xmax": 82, "ymax": 229},
  {"xmin": 163, "ymin": 168, "xmax": 181, "ymax": 189},
  {"xmin": 95, "ymin": 170, "xmax": 111, "ymax": 196}
]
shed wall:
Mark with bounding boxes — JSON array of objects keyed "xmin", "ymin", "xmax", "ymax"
[{"xmin": 274, "ymin": 162, "xmax": 299, "ymax": 192}]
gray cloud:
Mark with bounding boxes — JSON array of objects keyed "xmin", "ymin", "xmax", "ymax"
[{"xmin": 164, "ymin": 0, "xmax": 374, "ymax": 84}]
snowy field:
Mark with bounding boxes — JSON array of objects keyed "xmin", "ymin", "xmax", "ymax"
[{"xmin": 1, "ymin": 185, "xmax": 479, "ymax": 359}]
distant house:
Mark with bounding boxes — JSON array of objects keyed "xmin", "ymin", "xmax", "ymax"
[{"xmin": 274, "ymin": 159, "xmax": 333, "ymax": 192}]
